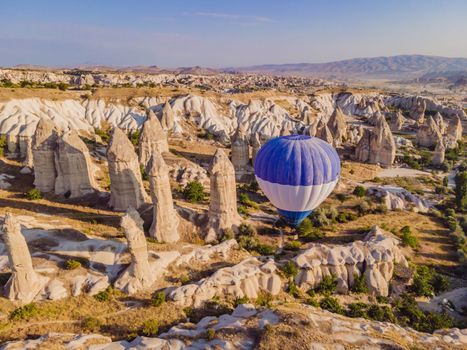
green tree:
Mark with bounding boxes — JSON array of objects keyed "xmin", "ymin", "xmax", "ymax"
[
  {"xmin": 182, "ymin": 181, "xmax": 206, "ymax": 202},
  {"xmin": 455, "ymin": 171, "xmax": 467, "ymax": 211}
]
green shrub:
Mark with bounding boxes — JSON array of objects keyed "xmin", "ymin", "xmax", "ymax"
[
  {"xmin": 346, "ymin": 302, "xmax": 369, "ymax": 318},
  {"xmin": 287, "ymin": 280, "xmax": 301, "ymax": 298},
  {"xmin": 0, "ymin": 135, "xmax": 6, "ymax": 157},
  {"xmin": 183, "ymin": 181, "xmax": 206, "ymax": 202},
  {"xmin": 309, "ymin": 209, "xmax": 330, "ymax": 227},
  {"xmin": 306, "ymin": 297, "xmax": 319, "ymax": 307},
  {"xmin": 319, "ymin": 296, "xmax": 343, "ymax": 314},
  {"xmin": 64, "ymin": 259, "xmax": 81, "ymax": 270},
  {"xmin": 95, "ymin": 128, "xmax": 110, "ymax": 143},
  {"xmin": 237, "ymin": 205, "xmax": 249, "ymax": 216},
  {"xmin": 25, "ymin": 188, "xmax": 42, "ymax": 200},
  {"xmin": 455, "ymin": 171, "xmax": 467, "ymax": 211},
  {"xmin": 183, "ymin": 307, "xmax": 193, "ymax": 318},
  {"xmin": 140, "ymin": 165, "xmax": 148, "ymax": 181},
  {"xmin": 315, "ymin": 275, "xmax": 337, "ymax": 295},
  {"xmin": 353, "ymin": 185, "xmax": 366, "ymax": 197},
  {"xmin": 10, "ymin": 303, "xmax": 38, "ymax": 321},
  {"xmin": 238, "ymin": 223, "xmax": 257, "ymax": 237},
  {"xmin": 367, "ymin": 304, "xmax": 395, "ymax": 322},
  {"xmin": 410, "ymin": 266, "xmax": 449, "ymax": 297},
  {"xmin": 93, "ymin": 287, "xmax": 121, "ymax": 302},
  {"xmin": 81, "ymin": 316, "xmax": 102, "ymax": 331},
  {"xmin": 141, "ymin": 319, "xmax": 159, "ymax": 336},
  {"xmin": 58, "ymin": 82, "xmax": 69, "ymax": 91},
  {"xmin": 350, "ymin": 273, "xmax": 368, "ymax": 294},
  {"xmin": 297, "ymin": 218, "xmax": 325, "ymax": 242},
  {"xmin": 129, "ymin": 130, "xmax": 140, "ymax": 146},
  {"xmin": 281, "ymin": 261, "xmax": 299, "ymax": 278},
  {"xmin": 151, "ymin": 292, "xmax": 166, "ymax": 307},
  {"xmin": 400, "ymin": 226, "xmax": 418, "ymax": 249},
  {"xmin": 233, "ymin": 296, "xmax": 249, "ymax": 307},
  {"xmin": 284, "ymin": 240, "xmax": 302, "ymax": 251},
  {"xmin": 239, "ymin": 193, "xmax": 259, "ymax": 209},
  {"xmin": 336, "ymin": 193, "xmax": 348, "ymax": 202},
  {"xmin": 255, "ymin": 292, "xmax": 272, "ymax": 308},
  {"xmin": 254, "ymin": 243, "xmax": 276, "ymax": 255}
]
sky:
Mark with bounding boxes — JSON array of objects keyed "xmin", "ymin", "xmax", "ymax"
[{"xmin": 0, "ymin": 0, "xmax": 466, "ymax": 68}]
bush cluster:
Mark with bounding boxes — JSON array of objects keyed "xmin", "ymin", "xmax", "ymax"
[
  {"xmin": 182, "ymin": 181, "xmax": 206, "ymax": 203},
  {"xmin": 237, "ymin": 223, "xmax": 276, "ymax": 255}
]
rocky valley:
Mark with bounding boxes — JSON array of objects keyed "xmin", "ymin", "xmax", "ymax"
[{"xmin": 0, "ymin": 65, "xmax": 465, "ymax": 350}]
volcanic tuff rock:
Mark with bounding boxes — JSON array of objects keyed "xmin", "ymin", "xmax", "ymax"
[
  {"xmin": 160, "ymin": 102, "xmax": 175, "ymax": 131},
  {"xmin": 168, "ymin": 257, "xmax": 281, "ymax": 307},
  {"xmin": 114, "ymin": 207, "xmax": 153, "ymax": 294},
  {"xmin": 230, "ymin": 126, "xmax": 251, "ymax": 179},
  {"xmin": 107, "ymin": 128, "xmax": 148, "ymax": 211},
  {"xmin": 445, "ymin": 115, "xmax": 463, "ymax": 149},
  {"xmin": 138, "ymin": 109, "xmax": 169, "ymax": 168},
  {"xmin": 294, "ymin": 225, "xmax": 408, "ymax": 297},
  {"xmin": 432, "ymin": 139, "xmax": 446, "ymax": 166},
  {"xmin": 54, "ymin": 130, "xmax": 96, "ymax": 197},
  {"xmin": 147, "ymin": 153, "xmax": 180, "ymax": 243},
  {"xmin": 315, "ymin": 120, "xmax": 334, "ymax": 145},
  {"xmin": 416, "ymin": 116, "xmax": 442, "ymax": 148},
  {"xmin": 433, "ymin": 112, "xmax": 447, "ymax": 134},
  {"xmin": 327, "ymin": 107, "xmax": 347, "ymax": 147},
  {"xmin": 390, "ymin": 111, "xmax": 406, "ymax": 132},
  {"xmin": 250, "ymin": 132, "xmax": 262, "ymax": 166},
  {"xmin": 1, "ymin": 213, "xmax": 48, "ymax": 304},
  {"xmin": 367, "ymin": 186, "xmax": 430, "ymax": 213},
  {"xmin": 355, "ymin": 115, "xmax": 395, "ymax": 166},
  {"xmin": 32, "ymin": 118, "xmax": 59, "ymax": 192},
  {"xmin": 205, "ymin": 149, "xmax": 241, "ymax": 242}
]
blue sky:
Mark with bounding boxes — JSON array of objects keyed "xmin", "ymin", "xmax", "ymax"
[{"xmin": 0, "ymin": 0, "xmax": 466, "ymax": 67}]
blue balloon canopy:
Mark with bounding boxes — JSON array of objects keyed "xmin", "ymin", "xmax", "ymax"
[{"xmin": 254, "ymin": 135, "xmax": 340, "ymax": 226}]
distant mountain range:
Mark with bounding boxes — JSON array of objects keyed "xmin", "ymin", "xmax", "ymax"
[
  {"xmin": 8, "ymin": 55, "xmax": 467, "ymax": 81},
  {"xmin": 229, "ymin": 55, "xmax": 467, "ymax": 79}
]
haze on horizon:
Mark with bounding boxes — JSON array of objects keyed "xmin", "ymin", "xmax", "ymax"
[{"xmin": 1, "ymin": 0, "xmax": 466, "ymax": 68}]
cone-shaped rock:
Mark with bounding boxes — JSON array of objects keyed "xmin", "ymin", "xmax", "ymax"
[
  {"xmin": 54, "ymin": 130, "xmax": 96, "ymax": 197},
  {"xmin": 316, "ymin": 120, "xmax": 334, "ymax": 145},
  {"xmin": 23, "ymin": 137, "xmax": 34, "ymax": 169},
  {"xmin": 411, "ymin": 99, "xmax": 426, "ymax": 124},
  {"xmin": 2, "ymin": 213, "xmax": 48, "ymax": 304},
  {"xmin": 160, "ymin": 102, "xmax": 175, "ymax": 131},
  {"xmin": 301, "ymin": 107, "xmax": 314, "ymax": 125},
  {"xmin": 355, "ymin": 116, "xmax": 395, "ymax": 166},
  {"xmin": 327, "ymin": 107, "xmax": 347, "ymax": 147},
  {"xmin": 231, "ymin": 126, "xmax": 250, "ymax": 177},
  {"xmin": 107, "ymin": 128, "xmax": 148, "ymax": 211},
  {"xmin": 206, "ymin": 149, "xmax": 241, "ymax": 242},
  {"xmin": 32, "ymin": 119, "xmax": 59, "ymax": 192},
  {"xmin": 433, "ymin": 112, "xmax": 447, "ymax": 134},
  {"xmin": 114, "ymin": 207, "xmax": 153, "ymax": 294},
  {"xmin": 148, "ymin": 153, "xmax": 180, "ymax": 242},
  {"xmin": 390, "ymin": 111, "xmax": 406, "ymax": 132},
  {"xmin": 444, "ymin": 116, "xmax": 463, "ymax": 149},
  {"xmin": 432, "ymin": 139, "xmax": 445, "ymax": 166},
  {"xmin": 250, "ymin": 133, "xmax": 262, "ymax": 166},
  {"xmin": 416, "ymin": 116, "xmax": 442, "ymax": 148},
  {"xmin": 138, "ymin": 110, "xmax": 169, "ymax": 168}
]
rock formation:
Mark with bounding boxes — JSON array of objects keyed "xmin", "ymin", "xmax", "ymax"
[
  {"xmin": 2, "ymin": 213, "xmax": 47, "ymax": 304},
  {"xmin": 22, "ymin": 137, "xmax": 34, "ymax": 169},
  {"xmin": 315, "ymin": 120, "xmax": 334, "ymax": 145},
  {"xmin": 432, "ymin": 139, "xmax": 446, "ymax": 166},
  {"xmin": 433, "ymin": 112, "xmax": 447, "ymax": 134},
  {"xmin": 54, "ymin": 130, "xmax": 96, "ymax": 197},
  {"xmin": 301, "ymin": 107, "xmax": 314, "ymax": 125},
  {"xmin": 294, "ymin": 226, "xmax": 408, "ymax": 296},
  {"xmin": 355, "ymin": 116, "xmax": 396, "ymax": 166},
  {"xmin": 107, "ymin": 128, "xmax": 148, "ymax": 211},
  {"xmin": 445, "ymin": 116, "xmax": 463, "ymax": 149},
  {"xmin": 168, "ymin": 258, "xmax": 281, "ymax": 307},
  {"xmin": 410, "ymin": 98, "xmax": 426, "ymax": 124},
  {"xmin": 205, "ymin": 149, "xmax": 240, "ymax": 242},
  {"xmin": 138, "ymin": 109, "xmax": 169, "ymax": 168},
  {"xmin": 114, "ymin": 207, "xmax": 153, "ymax": 294},
  {"xmin": 390, "ymin": 111, "xmax": 406, "ymax": 132},
  {"xmin": 32, "ymin": 119, "xmax": 59, "ymax": 192},
  {"xmin": 416, "ymin": 116, "xmax": 442, "ymax": 148},
  {"xmin": 147, "ymin": 153, "xmax": 180, "ymax": 243},
  {"xmin": 327, "ymin": 107, "xmax": 347, "ymax": 147},
  {"xmin": 367, "ymin": 186, "xmax": 429, "ymax": 213},
  {"xmin": 230, "ymin": 126, "xmax": 250, "ymax": 179},
  {"xmin": 160, "ymin": 102, "xmax": 175, "ymax": 131},
  {"xmin": 250, "ymin": 132, "xmax": 261, "ymax": 166}
]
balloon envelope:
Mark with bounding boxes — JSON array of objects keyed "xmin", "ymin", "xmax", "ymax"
[{"xmin": 254, "ymin": 135, "xmax": 340, "ymax": 226}]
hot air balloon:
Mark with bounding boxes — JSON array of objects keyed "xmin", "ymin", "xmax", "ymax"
[{"xmin": 254, "ymin": 135, "xmax": 340, "ymax": 226}]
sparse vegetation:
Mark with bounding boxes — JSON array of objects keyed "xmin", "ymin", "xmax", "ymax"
[
  {"xmin": 350, "ymin": 273, "xmax": 368, "ymax": 294},
  {"xmin": 400, "ymin": 225, "xmax": 419, "ymax": 249},
  {"xmin": 10, "ymin": 303, "xmax": 38, "ymax": 321},
  {"xmin": 0, "ymin": 135, "xmax": 6, "ymax": 157},
  {"xmin": 353, "ymin": 185, "xmax": 366, "ymax": 197},
  {"xmin": 64, "ymin": 259, "xmax": 81, "ymax": 270},
  {"xmin": 239, "ymin": 193, "xmax": 259, "ymax": 209},
  {"xmin": 319, "ymin": 296, "xmax": 343, "ymax": 314},
  {"xmin": 182, "ymin": 181, "xmax": 206, "ymax": 202},
  {"xmin": 410, "ymin": 265, "xmax": 449, "ymax": 297},
  {"xmin": 297, "ymin": 218, "xmax": 325, "ymax": 242},
  {"xmin": 141, "ymin": 319, "xmax": 159, "ymax": 336},
  {"xmin": 455, "ymin": 171, "xmax": 467, "ymax": 211},
  {"xmin": 81, "ymin": 316, "xmax": 102, "ymax": 332},
  {"xmin": 280, "ymin": 261, "xmax": 299, "ymax": 278},
  {"xmin": 314, "ymin": 275, "xmax": 337, "ymax": 295},
  {"xmin": 25, "ymin": 188, "xmax": 42, "ymax": 200},
  {"xmin": 151, "ymin": 292, "xmax": 166, "ymax": 307}
]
